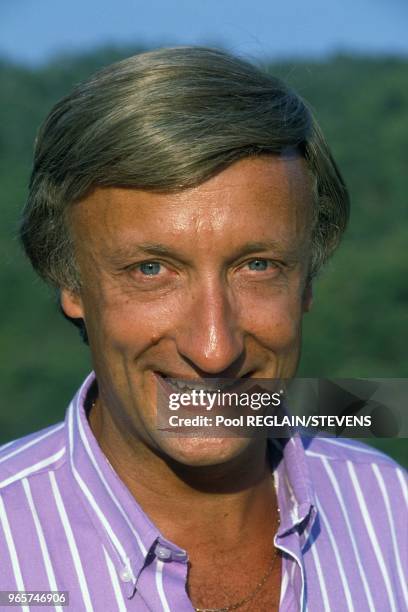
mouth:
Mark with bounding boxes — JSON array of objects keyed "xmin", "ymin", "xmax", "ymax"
[{"xmin": 154, "ymin": 372, "xmax": 253, "ymax": 394}]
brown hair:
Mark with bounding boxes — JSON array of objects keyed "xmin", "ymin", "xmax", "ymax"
[{"xmin": 20, "ymin": 46, "xmax": 349, "ymax": 292}]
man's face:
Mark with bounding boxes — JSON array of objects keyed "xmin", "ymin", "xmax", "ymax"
[{"xmin": 62, "ymin": 156, "xmax": 314, "ymax": 466}]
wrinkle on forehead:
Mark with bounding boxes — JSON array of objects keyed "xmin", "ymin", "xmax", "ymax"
[{"xmin": 68, "ymin": 156, "xmax": 314, "ymax": 264}]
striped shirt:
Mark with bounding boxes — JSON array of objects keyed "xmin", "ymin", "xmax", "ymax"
[{"xmin": 0, "ymin": 372, "xmax": 407, "ymax": 611}]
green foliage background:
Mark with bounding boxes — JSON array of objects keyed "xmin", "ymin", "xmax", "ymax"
[{"xmin": 0, "ymin": 48, "xmax": 407, "ymax": 466}]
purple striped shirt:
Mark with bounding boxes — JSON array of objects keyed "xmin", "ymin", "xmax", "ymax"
[{"xmin": 0, "ymin": 372, "xmax": 407, "ymax": 611}]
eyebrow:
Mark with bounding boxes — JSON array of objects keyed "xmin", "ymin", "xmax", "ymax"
[
  {"xmin": 106, "ymin": 243, "xmax": 187, "ymax": 261},
  {"xmin": 231, "ymin": 241, "xmax": 300, "ymax": 259},
  {"xmin": 106, "ymin": 240, "xmax": 302, "ymax": 265},
  {"xmin": 103, "ymin": 243, "xmax": 190, "ymax": 268}
]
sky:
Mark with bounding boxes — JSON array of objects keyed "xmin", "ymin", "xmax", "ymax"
[{"xmin": 1, "ymin": 0, "xmax": 408, "ymax": 65}]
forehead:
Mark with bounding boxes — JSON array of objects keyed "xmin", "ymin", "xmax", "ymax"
[{"xmin": 69, "ymin": 156, "xmax": 314, "ymax": 256}]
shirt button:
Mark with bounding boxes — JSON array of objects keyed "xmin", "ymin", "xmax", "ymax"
[
  {"xmin": 173, "ymin": 551, "xmax": 187, "ymax": 561},
  {"xmin": 119, "ymin": 566, "xmax": 133, "ymax": 582},
  {"xmin": 156, "ymin": 545, "xmax": 172, "ymax": 560}
]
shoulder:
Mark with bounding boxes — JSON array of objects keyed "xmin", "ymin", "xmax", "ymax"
[
  {"xmin": 302, "ymin": 435, "xmax": 407, "ymax": 480},
  {"xmin": 0, "ymin": 422, "xmax": 66, "ymax": 494},
  {"xmin": 302, "ymin": 435, "xmax": 403, "ymax": 467},
  {"xmin": 302, "ymin": 435, "xmax": 407, "ymax": 517}
]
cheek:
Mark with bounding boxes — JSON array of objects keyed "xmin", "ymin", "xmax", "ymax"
[
  {"xmin": 84, "ymin": 287, "xmax": 179, "ymax": 354},
  {"xmin": 239, "ymin": 288, "xmax": 304, "ymax": 350}
]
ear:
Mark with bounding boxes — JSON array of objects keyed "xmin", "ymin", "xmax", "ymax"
[
  {"xmin": 60, "ymin": 288, "xmax": 85, "ymax": 319},
  {"xmin": 302, "ymin": 282, "xmax": 313, "ymax": 313}
]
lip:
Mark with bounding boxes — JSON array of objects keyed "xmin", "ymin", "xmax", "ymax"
[{"xmin": 154, "ymin": 371, "xmax": 254, "ymax": 394}]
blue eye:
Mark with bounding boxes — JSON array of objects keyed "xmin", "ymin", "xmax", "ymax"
[
  {"xmin": 139, "ymin": 262, "xmax": 161, "ymax": 275},
  {"xmin": 248, "ymin": 259, "xmax": 268, "ymax": 271}
]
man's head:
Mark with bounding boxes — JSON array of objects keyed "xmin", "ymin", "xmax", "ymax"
[
  {"xmin": 20, "ymin": 47, "xmax": 349, "ymax": 466},
  {"xmin": 21, "ymin": 46, "xmax": 348, "ymax": 291}
]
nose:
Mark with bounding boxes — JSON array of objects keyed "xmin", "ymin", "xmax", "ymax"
[{"xmin": 175, "ymin": 278, "xmax": 244, "ymax": 375}]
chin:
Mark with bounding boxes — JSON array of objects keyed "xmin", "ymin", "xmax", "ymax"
[{"xmin": 153, "ymin": 434, "xmax": 255, "ymax": 468}]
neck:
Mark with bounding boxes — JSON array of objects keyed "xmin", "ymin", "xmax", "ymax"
[{"xmin": 89, "ymin": 396, "xmax": 280, "ymax": 550}]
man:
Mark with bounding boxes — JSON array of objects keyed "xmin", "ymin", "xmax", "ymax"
[{"xmin": 0, "ymin": 47, "xmax": 406, "ymax": 611}]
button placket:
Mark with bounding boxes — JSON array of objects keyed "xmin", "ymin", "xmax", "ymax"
[
  {"xmin": 119, "ymin": 565, "xmax": 133, "ymax": 583},
  {"xmin": 156, "ymin": 544, "xmax": 172, "ymax": 560},
  {"xmin": 154, "ymin": 541, "xmax": 188, "ymax": 563}
]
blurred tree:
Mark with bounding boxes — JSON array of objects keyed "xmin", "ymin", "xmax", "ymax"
[{"xmin": 0, "ymin": 49, "xmax": 406, "ymax": 466}]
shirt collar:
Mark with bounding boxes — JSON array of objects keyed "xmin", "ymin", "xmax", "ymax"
[
  {"xmin": 271, "ymin": 434, "xmax": 317, "ymax": 539},
  {"xmin": 64, "ymin": 372, "xmax": 163, "ymax": 597}
]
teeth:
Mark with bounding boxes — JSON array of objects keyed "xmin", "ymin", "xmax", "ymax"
[{"xmin": 164, "ymin": 379, "xmax": 238, "ymax": 393}]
